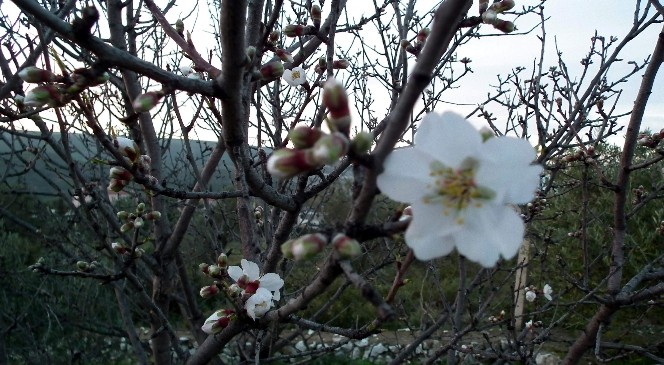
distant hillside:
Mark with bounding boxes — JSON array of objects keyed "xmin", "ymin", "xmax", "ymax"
[{"xmin": 0, "ymin": 132, "xmax": 241, "ymax": 197}]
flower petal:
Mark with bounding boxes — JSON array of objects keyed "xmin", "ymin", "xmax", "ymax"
[
  {"xmin": 404, "ymin": 203, "xmax": 460, "ymax": 260},
  {"xmin": 241, "ymin": 259, "xmax": 260, "ymax": 280},
  {"xmin": 227, "ymin": 266, "xmax": 243, "ymax": 282},
  {"xmin": 259, "ymin": 273, "xmax": 284, "ymax": 291},
  {"xmin": 478, "ymin": 137, "xmax": 541, "ymax": 204},
  {"xmin": 415, "ymin": 112, "xmax": 482, "ymax": 168},
  {"xmin": 377, "ymin": 147, "xmax": 432, "ymax": 203}
]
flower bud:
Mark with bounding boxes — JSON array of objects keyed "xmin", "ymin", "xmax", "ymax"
[
  {"xmin": 76, "ymin": 260, "xmax": 90, "ymax": 271},
  {"xmin": 416, "ymin": 28, "xmax": 430, "ymax": 43},
  {"xmin": 228, "ymin": 284, "xmax": 242, "ymax": 297},
  {"xmin": 108, "ymin": 178, "xmax": 130, "ymax": 193},
  {"xmin": 109, "ymin": 166, "xmax": 132, "ymax": 180},
  {"xmin": 323, "ymin": 79, "xmax": 351, "ymax": 134},
  {"xmin": 289, "ymin": 126, "xmax": 323, "ymax": 149},
  {"xmin": 175, "ymin": 19, "xmax": 184, "ymax": 36},
  {"xmin": 207, "ymin": 264, "xmax": 224, "ymax": 279},
  {"xmin": 281, "ymin": 239, "xmax": 295, "ymax": 259},
  {"xmin": 489, "ymin": 0, "xmax": 515, "ymax": 13},
  {"xmin": 199, "ymin": 285, "xmax": 219, "ymax": 298},
  {"xmin": 332, "ymin": 59, "xmax": 350, "ymax": 69},
  {"xmin": 23, "ymin": 85, "xmax": 60, "ymax": 107},
  {"xmin": 311, "ymin": 132, "xmax": 349, "ymax": 165},
  {"xmin": 310, "ymin": 4, "xmax": 322, "ymax": 28},
  {"xmin": 145, "ymin": 211, "xmax": 161, "ymax": 220},
  {"xmin": 245, "ymin": 46, "xmax": 256, "ymax": 64},
  {"xmin": 113, "ymin": 137, "xmax": 140, "ymax": 162},
  {"xmin": 136, "ymin": 202, "xmax": 146, "ymax": 214},
  {"xmin": 492, "ymin": 19, "xmax": 515, "ymax": 33},
  {"xmin": 120, "ymin": 221, "xmax": 135, "ymax": 232},
  {"xmin": 267, "ymin": 148, "xmax": 319, "ymax": 179},
  {"xmin": 260, "ymin": 61, "xmax": 285, "ymax": 79},
  {"xmin": 332, "ymin": 234, "xmax": 362, "ymax": 259},
  {"xmin": 400, "ymin": 39, "xmax": 411, "ymax": 49},
  {"xmin": 112, "ymin": 242, "xmax": 129, "ymax": 255},
  {"xmin": 199, "ymin": 263, "xmax": 210, "ymax": 275},
  {"xmin": 216, "ymin": 253, "xmax": 228, "ymax": 268},
  {"xmin": 482, "ymin": 9, "xmax": 498, "ymax": 24},
  {"xmin": 350, "ymin": 131, "xmax": 373, "ymax": 154},
  {"xmin": 132, "ymin": 248, "xmax": 145, "ymax": 258},
  {"xmin": 201, "ymin": 310, "xmax": 235, "ymax": 334},
  {"xmin": 132, "ymin": 91, "xmax": 164, "ymax": 113},
  {"xmin": 283, "ymin": 24, "xmax": 306, "ymax": 37},
  {"xmin": 287, "ymin": 233, "xmax": 327, "ymax": 260},
  {"xmin": 269, "ymin": 30, "xmax": 280, "ymax": 43},
  {"xmin": 275, "ymin": 48, "xmax": 294, "ymax": 63},
  {"xmin": 133, "ymin": 216, "xmax": 144, "ymax": 228},
  {"xmin": 117, "ymin": 211, "xmax": 129, "ymax": 221},
  {"xmin": 14, "ymin": 95, "xmax": 24, "ymax": 104},
  {"xmin": 18, "ymin": 66, "xmax": 56, "ymax": 83}
]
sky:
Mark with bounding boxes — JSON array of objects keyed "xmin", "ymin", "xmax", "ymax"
[{"xmin": 4, "ymin": 0, "xmax": 663, "ymax": 145}]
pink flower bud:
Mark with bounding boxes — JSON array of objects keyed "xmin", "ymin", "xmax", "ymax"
[
  {"xmin": 269, "ymin": 30, "xmax": 280, "ymax": 43},
  {"xmin": 332, "ymin": 234, "xmax": 362, "ymax": 259},
  {"xmin": 18, "ymin": 66, "xmax": 56, "ymax": 83},
  {"xmin": 416, "ymin": 28, "xmax": 430, "ymax": 43},
  {"xmin": 489, "ymin": 0, "xmax": 515, "ymax": 13},
  {"xmin": 288, "ymin": 233, "xmax": 327, "ymax": 260},
  {"xmin": 283, "ymin": 24, "xmax": 306, "ymax": 37},
  {"xmin": 132, "ymin": 91, "xmax": 164, "ymax": 113},
  {"xmin": 267, "ymin": 148, "xmax": 319, "ymax": 179},
  {"xmin": 350, "ymin": 131, "xmax": 373, "ymax": 154},
  {"xmin": 310, "ymin": 4, "xmax": 322, "ymax": 28},
  {"xmin": 275, "ymin": 48, "xmax": 294, "ymax": 63},
  {"xmin": 112, "ymin": 242, "xmax": 129, "ymax": 255},
  {"xmin": 199, "ymin": 285, "xmax": 219, "ymax": 298},
  {"xmin": 108, "ymin": 177, "xmax": 130, "ymax": 192},
  {"xmin": 323, "ymin": 79, "xmax": 351, "ymax": 133},
  {"xmin": 289, "ymin": 126, "xmax": 323, "ymax": 149},
  {"xmin": 332, "ymin": 60, "xmax": 350, "ymax": 69},
  {"xmin": 311, "ymin": 132, "xmax": 350, "ymax": 165},
  {"xmin": 199, "ymin": 263, "xmax": 210, "ymax": 274},
  {"xmin": 260, "ymin": 61, "xmax": 285, "ymax": 79},
  {"xmin": 492, "ymin": 19, "xmax": 515, "ymax": 33},
  {"xmin": 145, "ymin": 211, "xmax": 161, "ymax": 220}
]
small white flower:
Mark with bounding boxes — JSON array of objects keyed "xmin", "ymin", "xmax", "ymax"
[
  {"xmin": 376, "ymin": 112, "xmax": 541, "ymax": 267},
  {"xmin": 525, "ymin": 320, "xmax": 533, "ymax": 330},
  {"xmin": 543, "ymin": 284, "xmax": 553, "ymax": 301},
  {"xmin": 525, "ymin": 290, "xmax": 536, "ymax": 302},
  {"xmin": 201, "ymin": 309, "xmax": 233, "ymax": 334},
  {"xmin": 245, "ymin": 287, "xmax": 274, "ymax": 320},
  {"xmin": 227, "ymin": 259, "xmax": 284, "ymax": 300},
  {"xmin": 283, "ymin": 67, "xmax": 306, "ymax": 86}
]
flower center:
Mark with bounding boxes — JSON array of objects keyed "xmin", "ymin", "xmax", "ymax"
[
  {"xmin": 291, "ymin": 71, "xmax": 301, "ymax": 80},
  {"xmin": 424, "ymin": 158, "xmax": 494, "ymax": 222}
]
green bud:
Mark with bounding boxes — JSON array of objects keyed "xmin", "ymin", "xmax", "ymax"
[
  {"xmin": 18, "ymin": 66, "xmax": 56, "ymax": 83},
  {"xmin": 132, "ymin": 91, "xmax": 164, "ymax": 113},
  {"xmin": 136, "ymin": 202, "xmax": 146, "ymax": 214},
  {"xmin": 332, "ymin": 234, "xmax": 362, "ymax": 259},
  {"xmin": 350, "ymin": 132, "xmax": 373, "ymax": 154}
]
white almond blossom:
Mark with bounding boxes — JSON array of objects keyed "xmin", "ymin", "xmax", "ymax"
[
  {"xmin": 525, "ymin": 289, "xmax": 536, "ymax": 302},
  {"xmin": 543, "ymin": 284, "xmax": 553, "ymax": 301},
  {"xmin": 283, "ymin": 67, "xmax": 306, "ymax": 86},
  {"xmin": 377, "ymin": 112, "xmax": 541, "ymax": 267},
  {"xmin": 227, "ymin": 259, "xmax": 283, "ymax": 300},
  {"xmin": 245, "ymin": 287, "xmax": 275, "ymax": 320}
]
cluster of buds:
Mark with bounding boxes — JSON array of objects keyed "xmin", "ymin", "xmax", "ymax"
[
  {"xmin": 254, "ymin": 206, "xmax": 264, "ymax": 228},
  {"xmin": 314, "ymin": 56, "xmax": 350, "ymax": 74},
  {"xmin": 525, "ymin": 319, "xmax": 544, "ymax": 330},
  {"xmin": 281, "ymin": 233, "xmax": 327, "ymax": 260},
  {"xmin": 487, "ymin": 309, "xmax": 506, "ymax": 323},
  {"xmin": 560, "ymin": 145, "xmax": 597, "ymax": 166},
  {"xmin": 76, "ymin": 260, "xmax": 99, "ymax": 272},
  {"xmin": 637, "ymin": 129, "xmax": 664, "ymax": 148},
  {"xmin": 480, "ymin": 0, "xmax": 516, "ymax": 33},
  {"xmin": 400, "ymin": 27, "xmax": 430, "ymax": 57},
  {"xmin": 17, "ymin": 66, "xmax": 110, "ymax": 108},
  {"xmin": 656, "ymin": 221, "xmax": 664, "ymax": 236},
  {"xmin": 267, "ymin": 79, "xmax": 354, "ymax": 179},
  {"xmin": 133, "ymin": 90, "xmax": 165, "ymax": 113},
  {"xmin": 199, "ymin": 253, "xmax": 229, "ymax": 280},
  {"xmin": 107, "ymin": 137, "xmax": 155, "ymax": 193},
  {"xmin": 282, "ymin": 3, "xmax": 321, "ymax": 39},
  {"xmin": 117, "ymin": 202, "xmax": 161, "ymax": 232},
  {"xmin": 524, "ymin": 283, "xmax": 553, "ymax": 302},
  {"xmin": 201, "ymin": 309, "xmax": 236, "ymax": 335},
  {"xmin": 525, "ymin": 192, "xmax": 547, "ymax": 217},
  {"xmin": 111, "ymin": 242, "xmax": 145, "ymax": 258},
  {"xmin": 631, "ymin": 185, "xmax": 647, "ymax": 205}
]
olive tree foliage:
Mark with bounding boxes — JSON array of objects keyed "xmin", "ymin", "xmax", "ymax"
[{"xmin": 0, "ymin": 0, "xmax": 663, "ymax": 364}]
